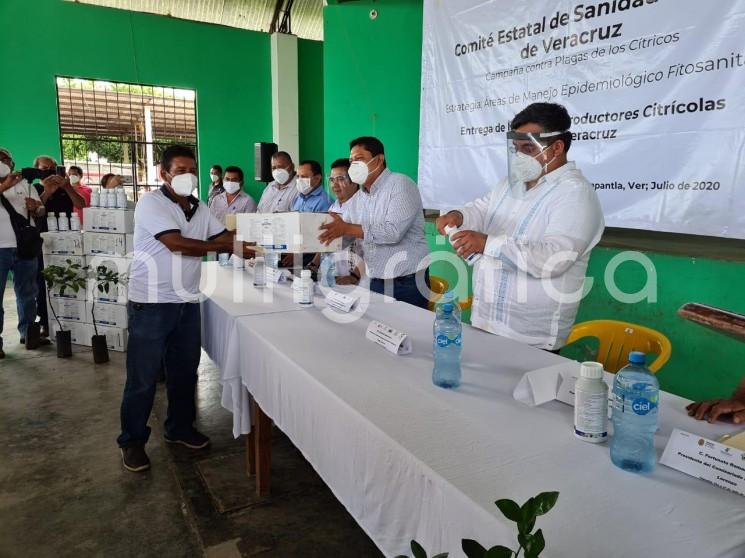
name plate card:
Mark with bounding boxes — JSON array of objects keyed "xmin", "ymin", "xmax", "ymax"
[
  {"xmin": 661, "ymin": 428, "xmax": 745, "ymax": 497},
  {"xmin": 365, "ymin": 320, "xmax": 412, "ymax": 355},
  {"xmin": 325, "ymin": 291, "xmax": 359, "ymax": 313}
]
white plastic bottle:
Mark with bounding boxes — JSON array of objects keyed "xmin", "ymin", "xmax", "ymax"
[
  {"xmin": 253, "ymin": 257, "xmax": 266, "ymax": 287},
  {"xmin": 106, "ymin": 189, "xmax": 117, "ymax": 208},
  {"xmin": 574, "ymin": 361, "xmax": 608, "ymax": 443},
  {"xmin": 69, "ymin": 213, "xmax": 81, "ymax": 231},
  {"xmin": 57, "ymin": 212, "xmax": 69, "ymax": 231},
  {"xmin": 116, "ymin": 187, "xmax": 127, "ymax": 209},
  {"xmin": 47, "ymin": 213, "xmax": 58, "ymax": 231},
  {"xmin": 90, "ymin": 190, "xmax": 100, "ymax": 208},
  {"xmin": 293, "ymin": 269, "xmax": 314, "ymax": 307},
  {"xmin": 443, "ymin": 224, "xmax": 481, "ymax": 266}
]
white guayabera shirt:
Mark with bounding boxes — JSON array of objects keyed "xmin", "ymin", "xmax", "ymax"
[{"xmin": 456, "ymin": 162, "xmax": 604, "ymax": 350}]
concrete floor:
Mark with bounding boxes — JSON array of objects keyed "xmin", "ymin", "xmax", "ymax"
[{"xmin": 0, "ymin": 286, "xmax": 382, "ymax": 558}]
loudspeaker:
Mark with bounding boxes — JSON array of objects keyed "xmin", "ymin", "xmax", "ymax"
[{"xmin": 254, "ymin": 142, "xmax": 278, "ymax": 182}]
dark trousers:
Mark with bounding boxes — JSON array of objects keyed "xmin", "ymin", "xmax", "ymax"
[
  {"xmin": 370, "ymin": 269, "xmax": 430, "ymax": 309},
  {"xmin": 117, "ymin": 301, "xmax": 201, "ymax": 448}
]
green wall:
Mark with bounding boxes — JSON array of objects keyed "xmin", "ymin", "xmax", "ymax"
[
  {"xmin": 298, "ymin": 39, "xmax": 325, "ymax": 168},
  {"xmin": 323, "ymin": 0, "xmax": 745, "ymax": 401},
  {"xmin": 0, "ymin": 0, "xmax": 277, "ymax": 202}
]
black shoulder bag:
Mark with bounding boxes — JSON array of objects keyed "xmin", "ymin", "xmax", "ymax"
[{"xmin": 0, "ymin": 194, "xmax": 43, "ymax": 259}]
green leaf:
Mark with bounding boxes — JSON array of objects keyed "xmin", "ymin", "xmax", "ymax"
[
  {"xmin": 532, "ymin": 492, "xmax": 559, "ymax": 517},
  {"xmin": 484, "ymin": 546, "xmax": 513, "ymax": 558},
  {"xmin": 393, "ymin": 555, "xmax": 409, "ymax": 558},
  {"xmin": 517, "ymin": 533, "xmax": 531, "ymax": 550},
  {"xmin": 524, "ymin": 529, "xmax": 545, "ymax": 558},
  {"xmin": 495, "ymin": 499, "xmax": 522, "ymax": 523},
  {"xmin": 432, "ymin": 553, "xmax": 449, "ymax": 558},
  {"xmin": 518, "ymin": 515, "xmax": 536, "ymax": 536},
  {"xmin": 462, "ymin": 539, "xmax": 487, "ymax": 558},
  {"xmin": 411, "ymin": 540, "xmax": 427, "ymax": 558}
]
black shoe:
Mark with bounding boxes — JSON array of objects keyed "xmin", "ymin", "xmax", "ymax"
[
  {"xmin": 0, "ymin": 348, "xmax": 5, "ymax": 359},
  {"xmin": 40, "ymin": 326, "xmax": 49, "ymax": 338},
  {"xmin": 164, "ymin": 430, "xmax": 210, "ymax": 449},
  {"xmin": 121, "ymin": 446, "xmax": 151, "ymax": 472}
]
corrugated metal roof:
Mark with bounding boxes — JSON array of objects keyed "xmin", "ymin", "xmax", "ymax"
[{"xmin": 65, "ymin": 0, "xmax": 324, "ymax": 41}]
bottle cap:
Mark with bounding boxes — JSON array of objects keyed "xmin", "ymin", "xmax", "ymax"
[
  {"xmin": 301, "ymin": 269, "xmax": 311, "ymax": 279},
  {"xmin": 255, "ymin": 256, "xmax": 264, "ymax": 263},
  {"xmin": 580, "ymin": 361, "xmax": 604, "ymax": 380},
  {"xmin": 628, "ymin": 351, "xmax": 646, "ymax": 365},
  {"xmin": 441, "ymin": 291, "xmax": 455, "ymax": 303},
  {"xmin": 443, "ymin": 224, "xmax": 458, "ymax": 236}
]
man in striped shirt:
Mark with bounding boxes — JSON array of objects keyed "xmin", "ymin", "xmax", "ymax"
[{"xmin": 319, "ymin": 137, "xmax": 430, "ymax": 308}]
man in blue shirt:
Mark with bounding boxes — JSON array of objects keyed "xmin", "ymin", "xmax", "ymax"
[{"xmin": 291, "ymin": 160, "xmax": 332, "ymax": 213}]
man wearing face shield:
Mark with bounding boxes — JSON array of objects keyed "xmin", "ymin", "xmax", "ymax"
[
  {"xmin": 436, "ymin": 103, "xmax": 604, "ymax": 351},
  {"xmin": 256, "ymin": 151, "xmax": 300, "ymax": 213},
  {"xmin": 117, "ymin": 145, "xmax": 257, "ymax": 473}
]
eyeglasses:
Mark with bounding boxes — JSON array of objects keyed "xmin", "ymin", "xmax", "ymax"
[{"xmin": 329, "ymin": 175, "xmax": 351, "ymax": 184}]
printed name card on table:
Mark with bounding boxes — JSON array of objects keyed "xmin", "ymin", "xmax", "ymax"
[
  {"xmin": 661, "ymin": 428, "xmax": 745, "ymax": 497},
  {"xmin": 365, "ymin": 320, "xmax": 412, "ymax": 355},
  {"xmin": 325, "ymin": 291, "xmax": 359, "ymax": 313},
  {"xmin": 513, "ymin": 362, "xmax": 614, "ymax": 407},
  {"xmin": 266, "ymin": 267, "xmax": 289, "ymax": 284}
]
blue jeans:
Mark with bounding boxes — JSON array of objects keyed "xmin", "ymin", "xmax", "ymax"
[
  {"xmin": 0, "ymin": 247, "xmax": 38, "ymax": 349},
  {"xmin": 370, "ymin": 269, "xmax": 430, "ymax": 309},
  {"xmin": 117, "ymin": 302, "xmax": 202, "ymax": 448}
]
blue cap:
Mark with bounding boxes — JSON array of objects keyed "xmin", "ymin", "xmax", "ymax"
[
  {"xmin": 442, "ymin": 291, "xmax": 455, "ymax": 303},
  {"xmin": 628, "ymin": 351, "xmax": 646, "ymax": 365},
  {"xmin": 442, "ymin": 303, "xmax": 454, "ymax": 313}
]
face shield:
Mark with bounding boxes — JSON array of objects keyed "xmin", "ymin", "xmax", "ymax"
[{"xmin": 506, "ymin": 130, "xmax": 566, "ymax": 195}]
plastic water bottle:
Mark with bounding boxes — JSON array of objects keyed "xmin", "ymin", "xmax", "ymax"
[
  {"xmin": 610, "ymin": 351, "xmax": 660, "ymax": 473},
  {"xmin": 444, "ymin": 224, "xmax": 481, "ymax": 266},
  {"xmin": 293, "ymin": 269, "xmax": 314, "ymax": 307},
  {"xmin": 218, "ymin": 252, "xmax": 230, "ymax": 266},
  {"xmin": 253, "ymin": 257, "xmax": 266, "ymax": 287},
  {"xmin": 47, "ymin": 213, "xmax": 58, "ymax": 231},
  {"xmin": 574, "ymin": 361, "xmax": 608, "ymax": 443},
  {"xmin": 69, "ymin": 213, "xmax": 81, "ymax": 231},
  {"xmin": 432, "ymin": 291, "xmax": 462, "ymax": 388},
  {"xmin": 265, "ymin": 251, "xmax": 279, "ymax": 282},
  {"xmin": 90, "ymin": 190, "xmax": 100, "ymax": 207},
  {"xmin": 58, "ymin": 213, "xmax": 69, "ymax": 231},
  {"xmin": 116, "ymin": 187, "xmax": 127, "ymax": 209},
  {"xmin": 320, "ymin": 252, "xmax": 336, "ymax": 287}
]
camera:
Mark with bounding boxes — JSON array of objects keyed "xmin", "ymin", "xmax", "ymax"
[{"xmin": 21, "ymin": 165, "xmax": 66, "ymax": 182}]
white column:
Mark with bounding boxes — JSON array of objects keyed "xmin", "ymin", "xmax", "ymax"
[{"xmin": 270, "ymin": 33, "xmax": 299, "ymax": 161}]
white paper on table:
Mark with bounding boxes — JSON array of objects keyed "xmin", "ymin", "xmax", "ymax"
[
  {"xmin": 661, "ymin": 428, "xmax": 745, "ymax": 497},
  {"xmin": 266, "ymin": 267, "xmax": 290, "ymax": 283},
  {"xmin": 325, "ymin": 290, "xmax": 359, "ymax": 313},
  {"xmin": 513, "ymin": 361, "xmax": 614, "ymax": 407},
  {"xmin": 365, "ymin": 320, "xmax": 412, "ymax": 355}
]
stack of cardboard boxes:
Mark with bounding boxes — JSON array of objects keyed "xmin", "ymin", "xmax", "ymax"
[{"xmin": 41, "ymin": 207, "xmax": 134, "ymax": 351}]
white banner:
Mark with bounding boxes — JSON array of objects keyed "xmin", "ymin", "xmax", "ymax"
[{"xmin": 419, "ymin": 0, "xmax": 745, "ymax": 239}]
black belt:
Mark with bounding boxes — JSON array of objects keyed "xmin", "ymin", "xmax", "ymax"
[{"xmin": 371, "ymin": 270, "xmax": 428, "ymax": 283}]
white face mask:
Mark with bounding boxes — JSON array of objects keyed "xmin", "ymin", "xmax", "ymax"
[
  {"xmin": 223, "ymin": 180, "xmax": 241, "ymax": 194},
  {"xmin": 0, "ymin": 161, "xmax": 10, "ymax": 178},
  {"xmin": 296, "ymin": 177, "xmax": 314, "ymax": 195},
  {"xmin": 210, "ymin": 173, "xmax": 220, "ymax": 183},
  {"xmin": 69, "ymin": 175, "xmax": 81, "ymax": 185},
  {"xmin": 170, "ymin": 173, "xmax": 198, "ymax": 197},
  {"xmin": 272, "ymin": 168, "xmax": 290, "ymax": 185},
  {"xmin": 509, "ymin": 151, "xmax": 544, "ymax": 184},
  {"xmin": 348, "ymin": 156, "xmax": 379, "ymax": 186}
]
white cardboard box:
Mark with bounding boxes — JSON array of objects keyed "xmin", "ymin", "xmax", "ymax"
[
  {"xmin": 87, "ymin": 300, "xmax": 128, "ymax": 328},
  {"xmin": 43, "ymin": 253, "xmax": 86, "ymax": 269},
  {"xmin": 86, "ymin": 255, "xmax": 130, "ymax": 303},
  {"xmin": 87, "ymin": 279, "xmax": 128, "ymax": 304},
  {"xmin": 41, "ymin": 231, "xmax": 84, "ymax": 255},
  {"xmin": 96, "ymin": 323, "xmax": 128, "ymax": 352},
  {"xmin": 235, "ymin": 212, "xmax": 341, "ymax": 253},
  {"xmin": 83, "ymin": 208, "xmax": 135, "ymax": 233},
  {"xmin": 50, "ymin": 319, "xmax": 93, "ymax": 346},
  {"xmin": 48, "ymin": 298, "xmax": 88, "ymax": 322},
  {"xmin": 84, "ymin": 232, "xmax": 134, "ymax": 257}
]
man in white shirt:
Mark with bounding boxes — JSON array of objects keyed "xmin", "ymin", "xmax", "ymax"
[
  {"xmin": 437, "ymin": 103, "xmax": 604, "ymax": 350},
  {"xmin": 118, "ymin": 145, "xmax": 255, "ymax": 473},
  {"xmin": 0, "ymin": 148, "xmax": 46, "ymax": 358},
  {"xmin": 208, "ymin": 165, "xmax": 257, "ymax": 224},
  {"xmin": 319, "ymin": 137, "xmax": 430, "ymax": 308},
  {"xmin": 256, "ymin": 151, "xmax": 299, "ymax": 213}
]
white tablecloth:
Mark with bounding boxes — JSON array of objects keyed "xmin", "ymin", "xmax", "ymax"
[{"xmin": 221, "ymin": 299, "xmax": 745, "ymax": 558}]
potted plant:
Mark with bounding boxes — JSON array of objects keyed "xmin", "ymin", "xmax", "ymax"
[
  {"xmin": 41, "ymin": 259, "xmax": 88, "ymax": 358},
  {"xmin": 395, "ymin": 491, "xmax": 559, "ymax": 558},
  {"xmin": 89, "ymin": 264, "xmax": 122, "ymax": 364}
]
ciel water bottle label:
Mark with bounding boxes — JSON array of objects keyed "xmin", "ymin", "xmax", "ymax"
[
  {"xmin": 436, "ymin": 334, "xmax": 462, "ymax": 348},
  {"xmin": 631, "ymin": 397, "xmax": 657, "ymax": 416}
]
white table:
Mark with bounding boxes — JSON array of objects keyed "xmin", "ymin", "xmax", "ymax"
[{"xmin": 219, "ymin": 297, "xmax": 745, "ymax": 558}]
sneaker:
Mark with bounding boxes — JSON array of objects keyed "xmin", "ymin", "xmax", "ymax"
[
  {"xmin": 121, "ymin": 446, "xmax": 151, "ymax": 472},
  {"xmin": 164, "ymin": 430, "xmax": 210, "ymax": 449}
]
